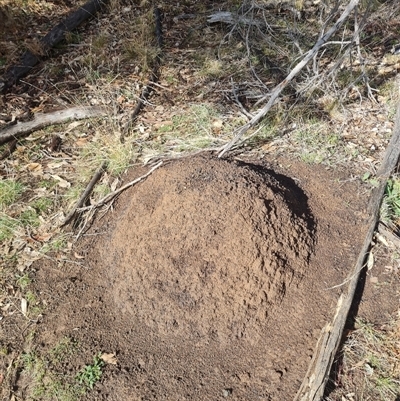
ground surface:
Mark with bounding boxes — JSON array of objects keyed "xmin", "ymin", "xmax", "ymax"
[
  {"xmin": 21, "ymin": 153, "xmax": 368, "ymax": 401},
  {"xmin": 2, "ymin": 0, "xmax": 400, "ymax": 400}
]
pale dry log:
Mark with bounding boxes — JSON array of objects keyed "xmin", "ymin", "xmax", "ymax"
[{"xmin": 0, "ymin": 106, "xmax": 109, "ymax": 146}]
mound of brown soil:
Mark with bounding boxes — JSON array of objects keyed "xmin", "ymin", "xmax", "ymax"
[
  {"xmin": 31, "ymin": 153, "xmax": 368, "ymax": 401},
  {"xmin": 99, "ymin": 156, "xmax": 314, "ymax": 344}
]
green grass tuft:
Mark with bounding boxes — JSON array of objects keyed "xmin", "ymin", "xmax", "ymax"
[{"xmin": 0, "ymin": 180, "xmax": 25, "ymax": 209}]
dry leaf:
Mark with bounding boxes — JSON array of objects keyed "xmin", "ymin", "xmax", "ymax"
[
  {"xmin": 26, "ymin": 162, "xmax": 42, "ymax": 171},
  {"xmin": 101, "ymin": 352, "xmax": 118, "ymax": 365},
  {"xmin": 117, "ymin": 95, "xmax": 126, "ymax": 104},
  {"xmin": 367, "ymin": 251, "xmax": 374, "ymax": 271},
  {"xmin": 75, "ymin": 138, "xmax": 88, "ymax": 147},
  {"xmin": 51, "ymin": 175, "xmax": 71, "ymax": 188},
  {"xmin": 212, "ymin": 119, "xmax": 223, "ymax": 134},
  {"xmin": 21, "ymin": 247, "xmax": 41, "ymax": 261},
  {"xmin": 110, "ymin": 178, "xmax": 119, "ymax": 192},
  {"xmin": 47, "ymin": 161, "xmax": 69, "ymax": 170},
  {"xmin": 33, "ymin": 232, "xmax": 52, "ymax": 242},
  {"xmin": 67, "ymin": 121, "xmax": 83, "ymax": 131},
  {"xmin": 25, "ymin": 163, "xmax": 43, "ymax": 176},
  {"xmin": 74, "ymin": 252, "xmax": 85, "ymax": 259},
  {"xmin": 21, "ymin": 298, "xmax": 27, "ymax": 316},
  {"xmin": 376, "ymin": 233, "xmax": 389, "ymax": 247}
]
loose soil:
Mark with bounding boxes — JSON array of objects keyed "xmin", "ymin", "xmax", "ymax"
[{"xmin": 28, "ymin": 152, "xmax": 369, "ymax": 401}]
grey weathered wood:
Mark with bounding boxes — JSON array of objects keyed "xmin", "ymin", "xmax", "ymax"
[
  {"xmin": 294, "ymin": 100, "xmax": 400, "ymax": 401},
  {"xmin": 0, "ymin": 106, "xmax": 109, "ymax": 146}
]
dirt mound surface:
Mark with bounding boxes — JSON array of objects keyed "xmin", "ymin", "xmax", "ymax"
[
  {"xmin": 30, "ymin": 153, "xmax": 368, "ymax": 401},
  {"xmin": 100, "ymin": 156, "xmax": 314, "ymax": 343}
]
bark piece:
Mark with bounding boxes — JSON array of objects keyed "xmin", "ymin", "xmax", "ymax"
[{"xmin": 0, "ymin": 139, "xmax": 17, "ymax": 160}]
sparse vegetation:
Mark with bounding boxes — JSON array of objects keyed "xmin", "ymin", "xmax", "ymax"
[
  {"xmin": 327, "ymin": 318, "xmax": 400, "ymax": 401},
  {"xmin": 76, "ymin": 353, "xmax": 105, "ymax": 390},
  {"xmin": 381, "ymin": 177, "xmax": 400, "ymax": 229},
  {"xmin": 0, "ymin": 214, "xmax": 18, "ymax": 241},
  {"xmin": 0, "ymin": 179, "xmax": 25, "ymax": 208},
  {"xmin": 16, "ymin": 273, "xmax": 31, "ymax": 289},
  {"xmin": 20, "ymin": 346, "xmax": 87, "ymax": 401}
]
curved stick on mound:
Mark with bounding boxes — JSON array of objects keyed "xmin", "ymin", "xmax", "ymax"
[
  {"xmin": 294, "ymin": 101, "xmax": 400, "ymax": 401},
  {"xmin": 62, "ymin": 161, "xmax": 108, "ymax": 227},
  {"xmin": 66, "ymin": 161, "xmax": 164, "ymax": 235},
  {"xmin": 0, "ymin": 0, "xmax": 108, "ymax": 93}
]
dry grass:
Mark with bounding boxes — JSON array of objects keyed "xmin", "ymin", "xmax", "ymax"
[{"xmin": 326, "ymin": 318, "xmax": 400, "ymax": 401}]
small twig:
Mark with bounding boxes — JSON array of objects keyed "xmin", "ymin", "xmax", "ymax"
[
  {"xmin": 62, "ymin": 161, "xmax": 107, "ymax": 226},
  {"xmin": 77, "ymin": 161, "xmax": 163, "ymax": 213}
]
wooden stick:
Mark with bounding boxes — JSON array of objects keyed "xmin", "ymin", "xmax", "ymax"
[
  {"xmin": 62, "ymin": 161, "xmax": 107, "ymax": 226},
  {"xmin": 294, "ymin": 99, "xmax": 400, "ymax": 401},
  {"xmin": 218, "ymin": 0, "xmax": 360, "ymax": 158},
  {"xmin": 0, "ymin": 106, "xmax": 109, "ymax": 146},
  {"xmin": 76, "ymin": 161, "xmax": 163, "ymax": 213}
]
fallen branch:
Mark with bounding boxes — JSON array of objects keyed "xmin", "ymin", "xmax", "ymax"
[
  {"xmin": 62, "ymin": 161, "xmax": 107, "ymax": 226},
  {"xmin": 294, "ymin": 99, "xmax": 400, "ymax": 401},
  {"xmin": 218, "ymin": 0, "xmax": 360, "ymax": 158},
  {"xmin": 76, "ymin": 161, "xmax": 163, "ymax": 213},
  {"xmin": 0, "ymin": 0, "xmax": 108, "ymax": 93},
  {"xmin": 0, "ymin": 106, "xmax": 109, "ymax": 146}
]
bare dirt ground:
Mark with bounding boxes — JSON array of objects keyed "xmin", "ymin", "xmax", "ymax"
[
  {"xmin": 26, "ymin": 153, "xmax": 368, "ymax": 400},
  {"xmin": 2, "ymin": 0, "xmax": 400, "ymax": 400}
]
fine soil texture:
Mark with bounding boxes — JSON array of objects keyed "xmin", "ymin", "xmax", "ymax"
[{"xmin": 24, "ymin": 152, "xmax": 369, "ymax": 401}]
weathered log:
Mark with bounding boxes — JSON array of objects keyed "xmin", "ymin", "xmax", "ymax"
[
  {"xmin": 294, "ymin": 99, "xmax": 400, "ymax": 401},
  {"xmin": 0, "ymin": 0, "xmax": 108, "ymax": 93},
  {"xmin": 0, "ymin": 106, "xmax": 109, "ymax": 146}
]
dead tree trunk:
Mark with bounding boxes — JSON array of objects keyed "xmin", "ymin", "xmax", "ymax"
[{"xmin": 0, "ymin": 0, "xmax": 108, "ymax": 93}]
